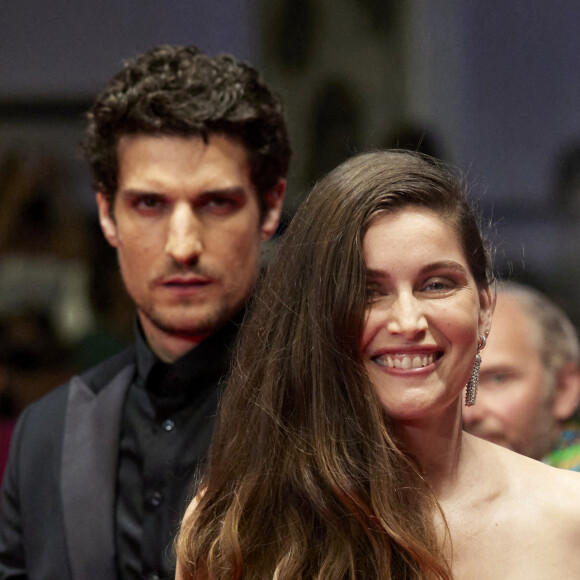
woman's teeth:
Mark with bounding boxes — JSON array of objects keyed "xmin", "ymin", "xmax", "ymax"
[{"xmin": 375, "ymin": 353, "xmax": 436, "ymax": 369}]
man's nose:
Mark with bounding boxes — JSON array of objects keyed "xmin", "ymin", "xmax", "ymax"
[
  {"xmin": 386, "ymin": 292, "xmax": 428, "ymax": 340},
  {"xmin": 165, "ymin": 204, "xmax": 203, "ymax": 264}
]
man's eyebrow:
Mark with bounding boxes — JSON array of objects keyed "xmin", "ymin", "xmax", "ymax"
[
  {"xmin": 480, "ymin": 363, "xmax": 511, "ymax": 371},
  {"xmin": 197, "ymin": 186, "xmax": 248, "ymax": 197},
  {"xmin": 120, "ymin": 186, "xmax": 248, "ymax": 197},
  {"xmin": 119, "ymin": 188, "xmax": 165, "ymax": 197}
]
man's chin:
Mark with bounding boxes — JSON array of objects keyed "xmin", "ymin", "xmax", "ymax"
[{"xmin": 144, "ymin": 307, "xmax": 233, "ymax": 340}]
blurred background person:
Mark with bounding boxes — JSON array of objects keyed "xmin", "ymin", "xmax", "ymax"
[{"xmin": 463, "ymin": 281, "xmax": 580, "ymax": 470}]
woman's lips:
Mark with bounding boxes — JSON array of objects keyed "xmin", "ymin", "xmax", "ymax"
[{"xmin": 371, "ymin": 350, "xmax": 442, "ymax": 370}]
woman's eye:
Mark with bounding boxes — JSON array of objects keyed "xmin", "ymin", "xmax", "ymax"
[
  {"xmin": 423, "ymin": 278, "xmax": 455, "ymax": 292},
  {"xmin": 366, "ymin": 286, "xmax": 384, "ymax": 302}
]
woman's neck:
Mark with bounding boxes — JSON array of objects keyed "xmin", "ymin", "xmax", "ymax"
[{"xmin": 395, "ymin": 397, "xmax": 468, "ymax": 499}]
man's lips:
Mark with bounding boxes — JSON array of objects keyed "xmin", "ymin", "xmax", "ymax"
[
  {"xmin": 162, "ymin": 277, "xmax": 212, "ymax": 286},
  {"xmin": 155, "ymin": 275, "xmax": 214, "ymax": 292}
]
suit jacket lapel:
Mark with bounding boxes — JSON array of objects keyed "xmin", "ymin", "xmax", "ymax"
[{"xmin": 61, "ymin": 365, "xmax": 134, "ymax": 579}]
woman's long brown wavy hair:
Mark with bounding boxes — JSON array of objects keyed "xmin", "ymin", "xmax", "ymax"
[{"xmin": 176, "ymin": 150, "xmax": 492, "ymax": 579}]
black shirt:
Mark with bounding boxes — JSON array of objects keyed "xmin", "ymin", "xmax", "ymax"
[{"xmin": 115, "ymin": 315, "xmax": 242, "ymax": 580}]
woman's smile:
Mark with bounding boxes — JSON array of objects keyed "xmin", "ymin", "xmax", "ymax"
[
  {"xmin": 372, "ymin": 350, "xmax": 442, "ymax": 371},
  {"xmin": 360, "ymin": 207, "xmax": 491, "ymax": 420}
]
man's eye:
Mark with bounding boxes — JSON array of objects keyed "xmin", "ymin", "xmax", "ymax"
[
  {"xmin": 480, "ymin": 373, "xmax": 509, "ymax": 389},
  {"xmin": 134, "ymin": 196, "xmax": 163, "ymax": 210},
  {"xmin": 202, "ymin": 196, "xmax": 240, "ymax": 214},
  {"xmin": 208, "ymin": 198, "xmax": 232, "ymax": 207}
]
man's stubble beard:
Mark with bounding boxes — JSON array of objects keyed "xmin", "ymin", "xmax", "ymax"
[{"xmin": 138, "ymin": 293, "xmax": 246, "ymax": 339}]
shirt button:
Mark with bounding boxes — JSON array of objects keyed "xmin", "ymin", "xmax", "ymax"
[
  {"xmin": 146, "ymin": 574, "xmax": 160, "ymax": 580},
  {"xmin": 161, "ymin": 419, "xmax": 175, "ymax": 432},
  {"xmin": 149, "ymin": 491, "xmax": 163, "ymax": 507}
]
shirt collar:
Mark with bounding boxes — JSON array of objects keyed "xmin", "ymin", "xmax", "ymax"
[{"xmin": 134, "ymin": 310, "xmax": 245, "ymax": 398}]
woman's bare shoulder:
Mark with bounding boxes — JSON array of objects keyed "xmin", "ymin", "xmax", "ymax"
[
  {"xmin": 477, "ymin": 437, "xmax": 580, "ymax": 529},
  {"xmin": 528, "ymin": 461, "xmax": 580, "ymax": 522},
  {"xmin": 455, "ymin": 437, "xmax": 580, "ymax": 577}
]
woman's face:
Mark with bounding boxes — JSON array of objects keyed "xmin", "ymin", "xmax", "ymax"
[{"xmin": 360, "ymin": 207, "xmax": 492, "ymax": 422}]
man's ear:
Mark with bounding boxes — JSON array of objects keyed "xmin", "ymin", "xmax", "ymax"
[
  {"xmin": 552, "ymin": 362, "xmax": 580, "ymax": 421},
  {"xmin": 260, "ymin": 178, "xmax": 286, "ymax": 242},
  {"xmin": 478, "ymin": 285, "xmax": 494, "ymax": 338},
  {"xmin": 96, "ymin": 192, "xmax": 119, "ymax": 248}
]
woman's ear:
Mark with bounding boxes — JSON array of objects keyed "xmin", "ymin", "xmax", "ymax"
[{"xmin": 478, "ymin": 285, "xmax": 494, "ymax": 338}]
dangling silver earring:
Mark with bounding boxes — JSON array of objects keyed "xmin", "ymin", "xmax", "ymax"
[{"xmin": 465, "ymin": 334, "xmax": 487, "ymax": 407}]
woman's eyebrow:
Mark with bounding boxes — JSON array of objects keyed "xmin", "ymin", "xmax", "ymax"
[
  {"xmin": 365, "ymin": 261, "xmax": 467, "ymax": 279},
  {"xmin": 419, "ymin": 261, "xmax": 468, "ymax": 276}
]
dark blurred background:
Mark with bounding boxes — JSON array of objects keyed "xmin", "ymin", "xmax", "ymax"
[{"xmin": 1, "ymin": 0, "xmax": 580, "ymax": 420}]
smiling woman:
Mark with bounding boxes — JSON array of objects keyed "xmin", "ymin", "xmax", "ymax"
[
  {"xmin": 176, "ymin": 151, "xmax": 580, "ymax": 579},
  {"xmin": 360, "ymin": 207, "xmax": 490, "ymax": 423}
]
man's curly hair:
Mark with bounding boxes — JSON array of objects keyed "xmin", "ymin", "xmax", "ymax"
[{"xmin": 83, "ymin": 45, "xmax": 291, "ymax": 212}]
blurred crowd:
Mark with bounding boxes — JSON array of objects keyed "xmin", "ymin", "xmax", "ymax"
[{"xmin": 0, "ymin": 147, "xmax": 133, "ymax": 480}]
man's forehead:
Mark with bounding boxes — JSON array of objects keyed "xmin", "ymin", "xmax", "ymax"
[
  {"xmin": 488, "ymin": 294, "xmax": 543, "ymax": 356},
  {"xmin": 116, "ymin": 133, "xmax": 252, "ymax": 175}
]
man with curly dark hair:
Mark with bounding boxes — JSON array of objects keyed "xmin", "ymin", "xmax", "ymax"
[{"xmin": 0, "ymin": 44, "xmax": 290, "ymax": 580}]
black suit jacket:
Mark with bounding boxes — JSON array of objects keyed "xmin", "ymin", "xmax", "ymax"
[{"xmin": 0, "ymin": 347, "xmax": 136, "ymax": 579}]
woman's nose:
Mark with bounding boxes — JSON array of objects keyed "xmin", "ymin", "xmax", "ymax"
[{"xmin": 386, "ymin": 293, "xmax": 428, "ymax": 339}]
